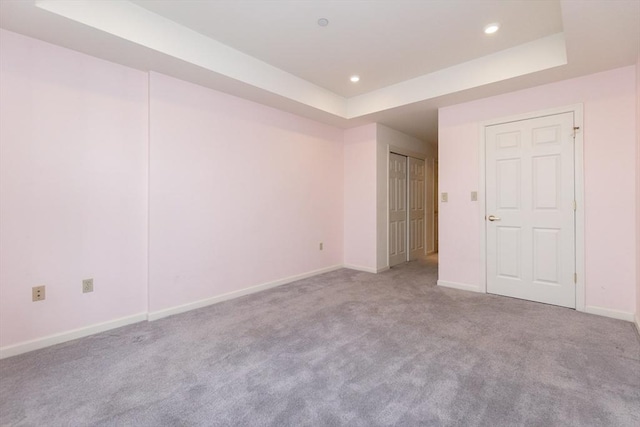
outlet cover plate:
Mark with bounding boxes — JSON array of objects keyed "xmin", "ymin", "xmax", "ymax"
[
  {"xmin": 32, "ymin": 285, "xmax": 45, "ymax": 301},
  {"xmin": 82, "ymin": 278, "xmax": 94, "ymax": 293}
]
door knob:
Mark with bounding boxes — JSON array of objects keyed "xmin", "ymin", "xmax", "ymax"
[{"xmin": 487, "ymin": 215, "xmax": 501, "ymax": 221}]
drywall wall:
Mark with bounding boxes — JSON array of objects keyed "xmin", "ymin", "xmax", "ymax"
[
  {"xmin": 148, "ymin": 72, "xmax": 344, "ymax": 316},
  {"xmin": 343, "ymin": 124, "xmax": 378, "ymax": 272},
  {"xmin": 0, "ymin": 30, "xmax": 149, "ymax": 350},
  {"xmin": 2, "ymin": 27, "xmax": 633, "ymax": 357},
  {"xmin": 0, "ymin": 30, "xmax": 345, "ymax": 354},
  {"xmin": 439, "ymin": 66, "xmax": 637, "ymax": 318},
  {"xmin": 343, "ymin": 123, "xmax": 432, "ymax": 272},
  {"xmin": 437, "ymin": 122, "xmax": 484, "ymax": 289},
  {"xmin": 375, "ymin": 124, "xmax": 432, "ymax": 270},
  {"xmin": 636, "ymin": 58, "xmax": 640, "ymax": 330}
]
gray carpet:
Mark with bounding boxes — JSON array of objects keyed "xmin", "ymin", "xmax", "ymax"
[{"xmin": 1, "ymin": 256, "xmax": 639, "ymax": 426}]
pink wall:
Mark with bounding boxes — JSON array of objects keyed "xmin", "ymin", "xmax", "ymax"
[
  {"xmin": 439, "ymin": 66, "xmax": 637, "ymax": 316},
  {"xmin": 437, "ymin": 122, "xmax": 484, "ymax": 288},
  {"xmin": 2, "ymin": 28, "xmax": 635, "ymax": 354},
  {"xmin": 636, "ymin": 59, "xmax": 640, "ymax": 327},
  {"xmin": 148, "ymin": 72, "xmax": 344, "ymax": 314},
  {"xmin": 343, "ymin": 124, "xmax": 378, "ymax": 271},
  {"xmin": 343, "ymin": 124, "xmax": 433, "ymax": 272},
  {"xmin": 0, "ymin": 30, "xmax": 149, "ymax": 348}
]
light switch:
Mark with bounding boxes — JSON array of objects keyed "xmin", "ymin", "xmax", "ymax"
[
  {"xmin": 471, "ymin": 191, "xmax": 478, "ymax": 201},
  {"xmin": 441, "ymin": 192, "xmax": 448, "ymax": 203}
]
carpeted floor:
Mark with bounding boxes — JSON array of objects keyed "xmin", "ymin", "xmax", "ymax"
[{"xmin": 1, "ymin": 256, "xmax": 639, "ymax": 426}]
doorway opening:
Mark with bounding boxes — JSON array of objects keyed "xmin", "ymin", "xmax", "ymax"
[{"xmin": 388, "ymin": 148, "xmax": 437, "ymax": 268}]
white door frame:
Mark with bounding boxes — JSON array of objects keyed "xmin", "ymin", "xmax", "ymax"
[
  {"xmin": 478, "ymin": 104, "xmax": 585, "ymax": 312},
  {"xmin": 387, "ymin": 145, "xmax": 428, "ymax": 267}
]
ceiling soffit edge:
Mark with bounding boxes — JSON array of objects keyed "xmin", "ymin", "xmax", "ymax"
[{"xmin": 36, "ymin": 0, "xmax": 567, "ymax": 121}]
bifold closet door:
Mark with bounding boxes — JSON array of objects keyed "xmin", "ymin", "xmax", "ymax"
[
  {"xmin": 409, "ymin": 157, "xmax": 425, "ymax": 260},
  {"xmin": 389, "ymin": 153, "xmax": 407, "ymax": 267}
]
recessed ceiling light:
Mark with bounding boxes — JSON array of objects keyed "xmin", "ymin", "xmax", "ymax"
[
  {"xmin": 350, "ymin": 75, "xmax": 360, "ymax": 83},
  {"xmin": 484, "ymin": 23, "xmax": 500, "ymax": 34},
  {"xmin": 317, "ymin": 18, "xmax": 329, "ymax": 27}
]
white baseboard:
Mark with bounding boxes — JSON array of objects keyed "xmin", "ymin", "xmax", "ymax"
[
  {"xmin": 584, "ymin": 305, "xmax": 635, "ymax": 322},
  {"xmin": 0, "ymin": 312, "xmax": 147, "ymax": 360},
  {"xmin": 1, "ymin": 265, "xmax": 344, "ymax": 358},
  {"xmin": 437, "ymin": 280, "xmax": 483, "ymax": 293},
  {"xmin": 148, "ymin": 264, "xmax": 343, "ymax": 321},
  {"xmin": 343, "ymin": 264, "xmax": 390, "ymax": 274},
  {"xmin": 635, "ymin": 313, "xmax": 640, "ymax": 335},
  {"xmin": 343, "ymin": 264, "xmax": 378, "ymax": 274}
]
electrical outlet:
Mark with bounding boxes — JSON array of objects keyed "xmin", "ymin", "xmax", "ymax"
[
  {"xmin": 82, "ymin": 278, "xmax": 94, "ymax": 293},
  {"xmin": 319, "ymin": 242, "xmax": 323, "ymax": 250},
  {"xmin": 32, "ymin": 285, "xmax": 45, "ymax": 302}
]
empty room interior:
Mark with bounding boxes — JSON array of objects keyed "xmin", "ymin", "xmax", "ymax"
[{"xmin": 1, "ymin": 0, "xmax": 639, "ymax": 425}]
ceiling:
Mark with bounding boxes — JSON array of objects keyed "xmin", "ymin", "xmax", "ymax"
[
  {"xmin": 131, "ymin": 0, "xmax": 564, "ymax": 98},
  {"xmin": 1, "ymin": 1, "xmax": 638, "ymax": 145}
]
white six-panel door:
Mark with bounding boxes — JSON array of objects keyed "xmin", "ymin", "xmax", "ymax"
[
  {"xmin": 409, "ymin": 157, "xmax": 426, "ymax": 260},
  {"xmin": 486, "ymin": 112, "xmax": 576, "ymax": 308},
  {"xmin": 389, "ymin": 153, "xmax": 408, "ymax": 267}
]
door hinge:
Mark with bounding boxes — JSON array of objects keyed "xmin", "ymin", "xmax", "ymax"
[
  {"xmin": 572, "ymin": 126, "xmax": 581, "ymax": 138},
  {"xmin": 574, "ymin": 273, "xmax": 577, "ymax": 283},
  {"xmin": 573, "ymin": 200, "xmax": 577, "ymax": 211}
]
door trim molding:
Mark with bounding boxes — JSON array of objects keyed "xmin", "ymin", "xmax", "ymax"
[
  {"xmin": 478, "ymin": 104, "xmax": 585, "ymax": 312},
  {"xmin": 389, "ymin": 145, "xmax": 427, "ymax": 160}
]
